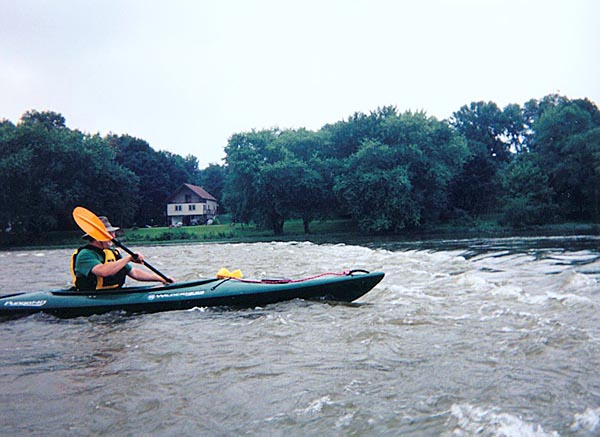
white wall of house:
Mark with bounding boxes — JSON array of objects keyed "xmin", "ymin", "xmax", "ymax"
[
  {"xmin": 167, "ymin": 203, "xmax": 208, "ymax": 216},
  {"xmin": 166, "ymin": 199, "xmax": 218, "ymax": 225}
]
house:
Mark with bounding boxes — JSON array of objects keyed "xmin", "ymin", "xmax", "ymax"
[{"xmin": 166, "ymin": 183, "xmax": 219, "ymax": 226}]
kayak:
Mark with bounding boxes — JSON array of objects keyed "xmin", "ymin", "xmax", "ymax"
[{"xmin": 0, "ymin": 270, "xmax": 384, "ymax": 319}]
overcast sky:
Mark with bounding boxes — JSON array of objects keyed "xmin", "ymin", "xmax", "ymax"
[{"xmin": 1, "ymin": 0, "xmax": 598, "ymax": 167}]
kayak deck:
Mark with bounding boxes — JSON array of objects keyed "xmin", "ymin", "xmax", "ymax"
[{"xmin": 0, "ymin": 271, "xmax": 384, "ymax": 318}]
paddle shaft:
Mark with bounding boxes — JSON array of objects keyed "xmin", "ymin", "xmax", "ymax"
[{"xmin": 112, "ymin": 238, "xmax": 172, "ymax": 283}]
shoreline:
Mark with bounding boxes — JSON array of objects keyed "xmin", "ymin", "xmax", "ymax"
[{"xmin": 2, "ymin": 221, "xmax": 598, "ymax": 251}]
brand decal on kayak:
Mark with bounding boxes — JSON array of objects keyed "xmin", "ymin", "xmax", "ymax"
[
  {"xmin": 4, "ymin": 300, "xmax": 47, "ymax": 307},
  {"xmin": 148, "ymin": 290, "xmax": 206, "ymax": 300}
]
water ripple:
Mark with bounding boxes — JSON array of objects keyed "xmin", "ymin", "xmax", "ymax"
[{"xmin": 1, "ymin": 237, "xmax": 600, "ymax": 434}]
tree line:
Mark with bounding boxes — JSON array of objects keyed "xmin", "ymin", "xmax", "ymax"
[
  {"xmin": 222, "ymin": 94, "xmax": 600, "ymax": 234},
  {"xmin": 1, "ymin": 93, "xmax": 599, "ymax": 240},
  {"xmin": 0, "ymin": 110, "xmax": 204, "ymax": 237}
]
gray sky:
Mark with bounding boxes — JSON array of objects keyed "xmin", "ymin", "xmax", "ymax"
[{"xmin": 1, "ymin": 0, "xmax": 598, "ymax": 168}]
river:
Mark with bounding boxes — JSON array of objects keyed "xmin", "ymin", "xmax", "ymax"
[{"xmin": 1, "ymin": 237, "xmax": 600, "ymax": 435}]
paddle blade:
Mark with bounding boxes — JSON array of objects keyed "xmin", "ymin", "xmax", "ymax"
[{"xmin": 72, "ymin": 206, "xmax": 113, "ymax": 241}]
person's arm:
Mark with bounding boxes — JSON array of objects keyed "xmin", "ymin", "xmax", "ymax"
[
  {"xmin": 128, "ymin": 267, "xmax": 174, "ymax": 284},
  {"xmin": 91, "ymin": 254, "xmax": 135, "ymax": 278}
]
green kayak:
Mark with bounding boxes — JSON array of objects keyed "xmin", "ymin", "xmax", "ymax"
[{"xmin": 0, "ymin": 270, "xmax": 384, "ymax": 318}]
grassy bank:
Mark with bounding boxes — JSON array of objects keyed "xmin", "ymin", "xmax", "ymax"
[
  {"xmin": 1, "ymin": 219, "xmax": 598, "ymax": 250},
  {"xmin": 0, "ymin": 219, "xmax": 360, "ymax": 249},
  {"xmin": 121, "ymin": 219, "xmax": 599, "ymax": 245},
  {"xmin": 121, "ymin": 219, "xmax": 357, "ymax": 244}
]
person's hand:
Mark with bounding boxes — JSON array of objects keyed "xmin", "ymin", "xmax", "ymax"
[
  {"xmin": 130, "ymin": 252, "xmax": 145, "ymax": 264},
  {"xmin": 162, "ymin": 276, "xmax": 176, "ymax": 285}
]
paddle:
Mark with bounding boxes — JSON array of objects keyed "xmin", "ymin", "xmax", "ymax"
[{"xmin": 72, "ymin": 206, "xmax": 173, "ymax": 283}]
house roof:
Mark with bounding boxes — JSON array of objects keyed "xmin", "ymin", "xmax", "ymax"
[{"xmin": 167, "ymin": 183, "xmax": 218, "ymax": 202}]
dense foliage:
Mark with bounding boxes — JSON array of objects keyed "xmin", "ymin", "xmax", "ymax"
[
  {"xmin": 1, "ymin": 94, "xmax": 599, "ymax": 241},
  {"xmin": 0, "ymin": 110, "xmax": 201, "ymax": 237},
  {"xmin": 223, "ymin": 96, "xmax": 600, "ymax": 233}
]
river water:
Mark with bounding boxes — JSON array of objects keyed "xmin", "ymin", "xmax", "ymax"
[{"xmin": 1, "ymin": 237, "xmax": 600, "ymax": 435}]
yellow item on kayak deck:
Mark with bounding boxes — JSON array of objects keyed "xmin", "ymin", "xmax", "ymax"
[{"xmin": 216, "ymin": 268, "xmax": 244, "ymax": 279}]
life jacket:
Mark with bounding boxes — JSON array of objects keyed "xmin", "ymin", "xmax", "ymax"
[{"xmin": 70, "ymin": 245, "xmax": 128, "ymax": 291}]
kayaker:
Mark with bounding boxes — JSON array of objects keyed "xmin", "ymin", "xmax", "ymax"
[{"xmin": 71, "ymin": 216, "xmax": 174, "ymax": 291}]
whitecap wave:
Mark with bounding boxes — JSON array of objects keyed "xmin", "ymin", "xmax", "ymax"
[
  {"xmin": 449, "ymin": 404, "xmax": 558, "ymax": 436},
  {"xmin": 570, "ymin": 407, "xmax": 600, "ymax": 432}
]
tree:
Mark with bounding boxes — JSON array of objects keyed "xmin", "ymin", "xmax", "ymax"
[
  {"xmin": 0, "ymin": 114, "xmax": 138, "ymax": 237},
  {"xmin": 501, "ymin": 153, "xmax": 558, "ymax": 226},
  {"xmin": 223, "ymin": 130, "xmax": 280, "ymax": 225},
  {"xmin": 275, "ymin": 127, "xmax": 323, "ymax": 162},
  {"xmin": 449, "ymin": 101, "xmax": 523, "ymax": 217},
  {"xmin": 223, "ymin": 128, "xmax": 337, "ymax": 235},
  {"xmin": 450, "ymin": 102, "xmax": 513, "ymax": 162},
  {"xmin": 273, "ymin": 129, "xmax": 335, "ymax": 233},
  {"xmin": 502, "ymin": 103, "xmax": 527, "ymax": 154},
  {"xmin": 109, "ymin": 135, "xmax": 200, "ymax": 225},
  {"xmin": 198, "ymin": 163, "xmax": 227, "ymax": 211},
  {"xmin": 255, "ymin": 158, "xmax": 298, "ymax": 235},
  {"xmin": 334, "ymin": 111, "xmax": 468, "ymax": 233},
  {"xmin": 74, "ymin": 134, "xmax": 140, "ymax": 228},
  {"xmin": 334, "ymin": 140, "xmax": 416, "ymax": 233},
  {"xmin": 298, "ymin": 157, "xmax": 340, "ymax": 233},
  {"xmin": 320, "ymin": 106, "xmax": 398, "ymax": 159},
  {"xmin": 20, "ymin": 110, "xmax": 66, "ymax": 130},
  {"xmin": 531, "ymin": 98, "xmax": 600, "ymax": 220}
]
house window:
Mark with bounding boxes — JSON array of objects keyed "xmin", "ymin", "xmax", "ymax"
[
  {"xmin": 175, "ymin": 205, "xmax": 182, "ymax": 211},
  {"xmin": 185, "ymin": 194, "xmax": 192, "ymax": 203},
  {"xmin": 189, "ymin": 204, "xmax": 196, "ymax": 211}
]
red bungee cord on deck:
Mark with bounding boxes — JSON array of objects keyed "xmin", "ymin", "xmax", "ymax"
[{"xmin": 218, "ymin": 269, "xmax": 370, "ymax": 284}]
